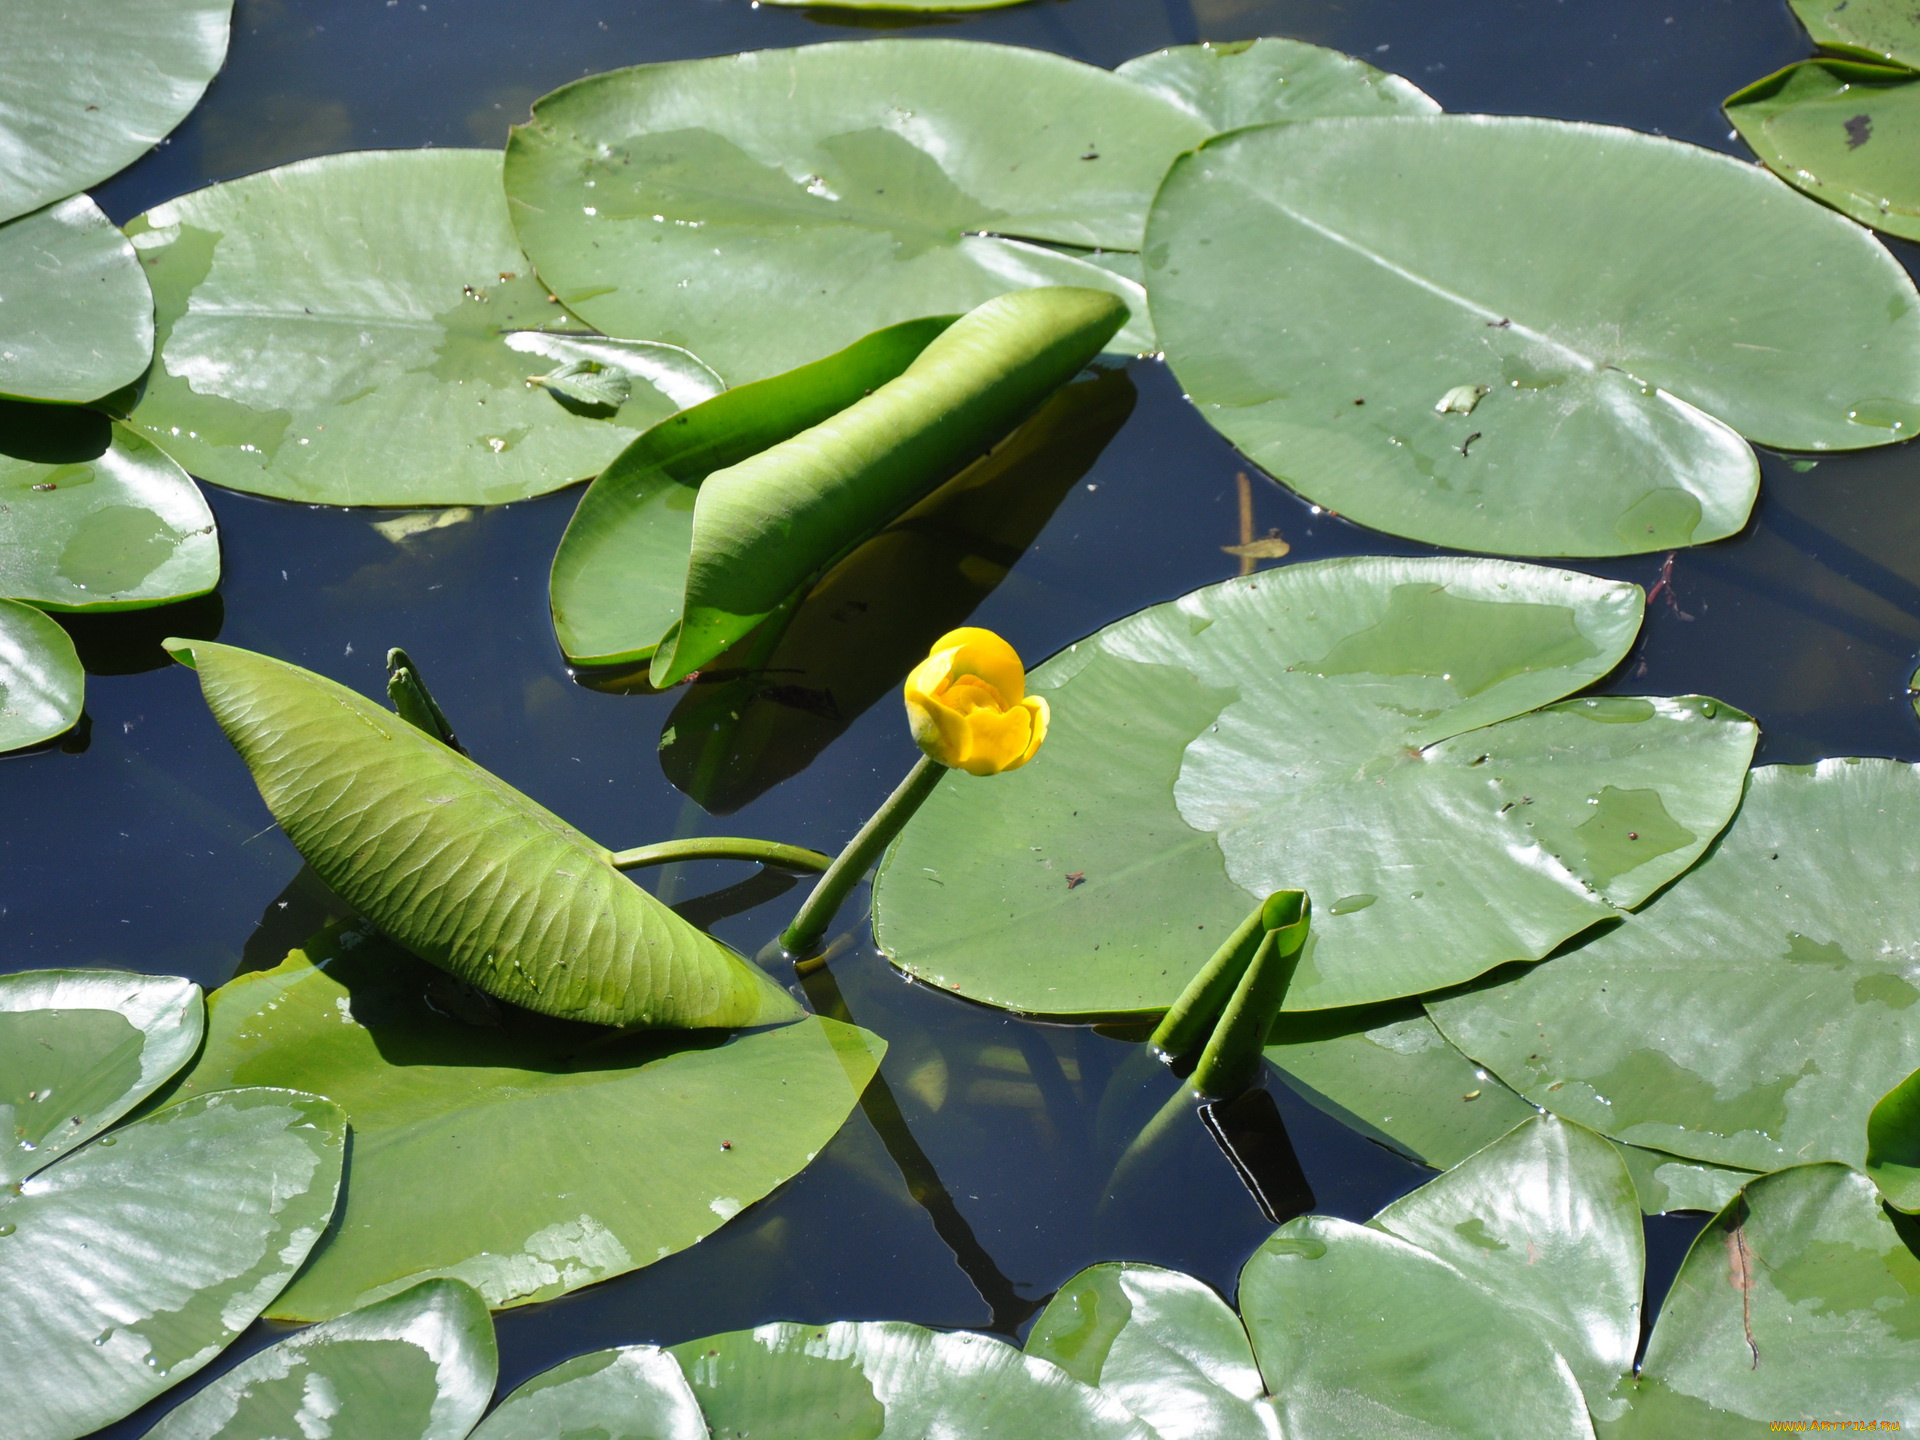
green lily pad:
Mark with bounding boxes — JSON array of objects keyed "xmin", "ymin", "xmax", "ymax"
[
  {"xmin": 0, "ymin": 422, "xmax": 216, "ymax": 610},
  {"xmin": 873, "ymin": 557, "xmax": 1758, "ymax": 1016},
  {"xmin": 1867, "ymin": 1068, "xmax": 1920, "ymax": 1212},
  {"xmin": 166, "ymin": 638, "xmax": 800, "ymax": 1029},
  {"xmin": 1726, "ymin": 60, "xmax": 1920, "ymax": 243},
  {"xmin": 470, "ymin": 1345, "xmax": 705, "ymax": 1440},
  {"xmin": 0, "ymin": 0, "xmax": 232, "ymax": 225},
  {"xmin": 0, "ymin": 598, "xmax": 84, "ymax": 751},
  {"xmin": 0, "ymin": 968, "xmax": 202, "ymax": 1186},
  {"xmin": 0, "ymin": 197, "xmax": 154, "ymax": 405},
  {"xmin": 1370, "ymin": 1115, "xmax": 1640, "ymax": 1412},
  {"xmin": 503, "ymin": 40, "xmax": 1204, "ymax": 385},
  {"xmin": 1610, "ymin": 1164, "xmax": 1920, "ymax": 1433},
  {"xmin": 1115, "ymin": 37, "xmax": 1438, "ymax": 131},
  {"xmin": 1791, "ymin": 0, "xmax": 1920, "ymax": 66},
  {"xmin": 1429, "ymin": 759, "xmax": 1920, "ymax": 1173},
  {"xmin": 124, "ymin": 149, "xmax": 709, "ymax": 506},
  {"xmin": 669, "ymin": 1320, "xmax": 1155, "ymax": 1438},
  {"xmin": 1026, "ymin": 1263, "xmax": 1273, "ymax": 1440},
  {"xmin": 1240, "ymin": 1215, "xmax": 1593, "ymax": 1438},
  {"xmin": 0, "ymin": 1087, "xmax": 345, "ymax": 1440},
  {"xmin": 1607, "ymin": 1141, "xmax": 1755, "ymax": 1218},
  {"xmin": 164, "ymin": 925, "xmax": 883, "ymax": 1320},
  {"xmin": 1146, "ymin": 115, "xmax": 1920, "ymax": 554},
  {"xmin": 143, "ymin": 1279, "xmax": 497, "ymax": 1440}
]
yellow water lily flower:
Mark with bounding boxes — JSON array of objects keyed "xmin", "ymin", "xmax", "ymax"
[{"xmin": 904, "ymin": 627, "xmax": 1049, "ymax": 776}]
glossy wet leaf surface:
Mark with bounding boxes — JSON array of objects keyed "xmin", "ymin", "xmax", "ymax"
[
  {"xmin": 164, "ymin": 925, "xmax": 883, "ymax": 1320},
  {"xmin": 170, "ymin": 638, "xmax": 800, "ymax": 1029},
  {"xmin": 470, "ymin": 1344, "xmax": 705, "ymax": 1440},
  {"xmin": 0, "ymin": 598, "xmax": 84, "ymax": 752},
  {"xmin": 143, "ymin": 1279, "xmax": 496, "ymax": 1440},
  {"xmin": 0, "ymin": 1087, "xmax": 344, "ymax": 1440},
  {"xmin": 1726, "ymin": 59, "xmax": 1920, "ymax": 242},
  {"xmin": 1114, "ymin": 37, "xmax": 1437, "ymax": 131},
  {"xmin": 1430, "ymin": 759, "xmax": 1920, "ymax": 1173},
  {"xmin": 125, "ymin": 150, "xmax": 698, "ymax": 506},
  {"xmin": 0, "ymin": 968, "xmax": 202, "ymax": 1187},
  {"xmin": 669, "ymin": 1319, "xmax": 1156, "ymax": 1438},
  {"xmin": 504, "ymin": 41, "xmax": 1200, "ymax": 385},
  {"xmin": 1790, "ymin": 0, "xmax": 1920, "ymax": 66},
  {"xmin": 0, "ymin": 0, "xmax": 231, "ymax": 225},
  {"xmin": 1146, "ymin": 115, "xmax": 1920, "ymax": 553},
  {"xmin": 0, "ymin": 420, "xmax": 216, "ymax": 611},
  {"xmin": 0, "ymin": 197, "xmax": 154, "ymax": 405},
  {"xmin": 1611, "ymin": 1164, "xmax": 1920, "ymax": 1434},
  {"xmin": 874, "ymin": 557, "xmax": 1757, "ymax": 1016}
]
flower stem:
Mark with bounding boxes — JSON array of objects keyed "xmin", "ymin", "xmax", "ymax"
[
  {"xmin": 608, "ymin": 838, "xmax": 832, "ymax": 873},
  {"xmin": 781, "ymin": 754, "xmax": 946, "ymax": 956}
]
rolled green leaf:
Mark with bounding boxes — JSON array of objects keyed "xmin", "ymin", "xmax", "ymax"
[
  {"xmin": 1192, "ymin": 892, "xmax": 1310, "ymax": 1100},
  {"xmin": 385, "ymin": 646, "xmax": 463, "ymax": 754},
  {"xmin": 1147, "ymin": 903, "xmax": 1270, "ymax": 1063},
  {"xmin": 165, "ymin": 638, "xmax": 802, "ymax": 1029},
  {"xmin": 649, "ymin": 286, "xmax": 1127, "ymax": 686},
  {"xmin": 1866, "ymin": 1066, "xmax": 1920, "ymax": 1213}
]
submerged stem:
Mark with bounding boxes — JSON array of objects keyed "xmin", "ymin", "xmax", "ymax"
[
  {"xmin": 780, "ymin": 754, "xmax": 946, "ymax": 956},
  {"xmin": 607, "ymin": 837, "xmax": 832, "ymax": 873}
]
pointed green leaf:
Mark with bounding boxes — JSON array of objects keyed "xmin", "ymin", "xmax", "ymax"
[
  {"xmin": 165, "ymin": 927, "xmax": 883, "ymax": 1319},
  {"xmin": 0, "ymin": 598, "xmax": 83, "ymax": 752},
  {"xmin": 1025, "ymin": 1264, "xmax": 1273, "ymax": 1440},
  {"xmin": 1146, "ymin": 115, "xmax": 1920, "ymax": 554},
  {"xmin": 1866, "ymin": 1068, "xmax": 1920, "ymax": 1213},
  {"xmin": 504, "ymin": 40, "xmax": 1201, "ymax": 385},
  {"xmin": 124, "ymin": 150, "xmax": 712, "ymax": 506},
  {"xmin": 1430, "ymin": 759, "xmax": 1920, "ymax": 1172},
  {"xmin": 166, "ymin": 637, "xmax": 799, "ymax": 1028},
  {"xmin": 0, "ymin": 420, "xmax": 216, "ymax": 611},
  {"xmin": 1238, "ymin": 1216, "xmax": 1593, "ymax": 1439},
  {"xmin": 143, "ymin": 1279, "xmax": 496, "ymax": 1440},
  {"xmin": 0, "ymin": 196, "xmax": 153, "ymax": 405},
  {"xmin": 471, "ymin": 1344, "xmax": 706, "ymax": 1440},
  {"xmin": 0, "ymin": 0, "xmax": 232, "ymax": 225},
  {"xmin": 1790, "ymin": 0, "xmax": 1920, "ymax": 66},
  {"xmin": 1610, "ymin": 1165, "xmax": 1920, "ymax": 1433},
  {"xmin": 1115, "ymin": 37, "xmax": 1437, "ymax": 131},
  {"xmin": 651, "ymin": 287, "xmax": 1126, "ymax": 685},
  {"xmin": 1370, "ymin": 1115, "xmax": 1641, "ymax": 1414},
  {"xmin": 1726, "ymin": 60, "xmax": 1920, "ymax": 244},
  {"xmin": 670, "ymin": 1320, "xmax": 1156, "ymax": 1439},
  {"xmin": 0, "ymin": 968, "xmax": 202, "ymax": 1186},
  {"xmin": 0, "ymin": 1087, "xmax": 345, "ymax": 1440},
  {"xmin": 873, "ymin": 557, "xmax": 1757, "ymax": 1015}
]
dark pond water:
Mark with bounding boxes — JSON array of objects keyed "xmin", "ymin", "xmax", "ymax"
[{"xmin": 16, "ymin": 0, "xmax": 1919, "ymax": 1430}]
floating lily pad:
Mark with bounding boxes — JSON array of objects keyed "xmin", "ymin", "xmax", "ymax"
[
  {"xmin": 1791, "ymin": 0, "xmax": 1920, "ymax": 66},
  {"xmin": 0, "ymin": 0, "xmax": 233, "ymax": 225},
  {"xmin": 669, "ymin": 1321, "xmax": 1155, "ymax": 1438},
  {"xmin": 0, "ymin": 968, "xmax": 202, "ymax": 1186},
  {"xmin": 166, "ymin": 638, "xmax": 800, "ymax": 1029},
  {"xmin": 1114, "ymin": 38, "xmax": 1437, "ymax": 132},
  {"xmin": 0, "ymin": 197, "xmax": 154, "ymax": 405},
  {"xmin": 164, "ymin": 925, "xmax": 883, "ymax": 1320},
  {"xmin": 1430, "ymin": 759, "xmax": 1920, "ymax": 1173},
  {"xmin": 1867, "ymin": 1068, "xmax": 1920, "ymax": 1213},
  {"xmin": 504, "ymin": 41, "xmax": 1203, "ymax": 384},
  {"xmin": 0, "ymin": 598, "xmax": 84, "ymax": 751},
  {"xmin": 873, "ymin": 557, "xmax": 1758, "ymax": 1016},
  {"xmin": 471, "ymin": 1345, "xmax": 705, "ymax": 1440},
  {"xmin": 0, "ymin": 1087, "xmax": 345, "ymax": 1440},
  {"xmin": 1607, "ymin": 1140, "xmax": 1755, "ymax": 1218},
  {"xmin": 1146, "ymin": 115, "xmax": 1920, "ymax": 554},
  {"xmin": 1726, "ymin": 60, "xmax": 1920, "ymax": 242},
  {"xmin": 143, "ymin": 1279, "xmax": 497, "ymax": 1440},
  {"xmin": 1613, "ymin": 1164, "xmax": 1920, "ymax": 1432},
  {"xmin": 0, "ymin": 423, "xmax": 216, "ymax": 610},
  {"xmin": 125, "ymin": 150, "xmax": 708, "ymax": 506}
]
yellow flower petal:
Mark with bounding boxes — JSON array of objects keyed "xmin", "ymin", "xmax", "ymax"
[{"xmin": 926, "ymin": 626, "xmax": 1025, "ymax": 705}]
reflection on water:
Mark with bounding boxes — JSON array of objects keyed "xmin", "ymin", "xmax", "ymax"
[{"xmin": 25, "ymin": 0, "xmax": 1920, "ymax": 1432}]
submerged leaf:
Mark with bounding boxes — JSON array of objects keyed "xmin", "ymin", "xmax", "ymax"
[
  {"xmin": 504, "ymin": 40, "xmax": 1197, "ymax": 384},
  {"xmin": 0, "ymin": 598, "xmax": 83, "ymax": 752},
  {"xmin": 0, "ymin": 1087, "xmax": 345, "ymax": 1440},
  {"xmin": 164, "ymin": 927, "xmax": 882, "ymax": 1319},
  {"xmin": 1115, "ymin": 37, "xmax": 1437, "ymax": 131},
  {"xmin": 165, "ymin": 638, "xmax": 800, "ymax": 1028},
  {"xmin": 874, "ymin": 557, "xmax": 1757, "ymax": 1016},
  {"xmin": 142, "ymin": 1279, "xmax": 496, "ymax": 1440},
  {"xmin": 0, "ymin": 197, "xmax": 153, "ymax": 405}
]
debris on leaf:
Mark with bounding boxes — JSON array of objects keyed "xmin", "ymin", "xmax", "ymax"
[{"xmin": 1435, "ymin": 384, "xmax": 1490, "ymax": 415}]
